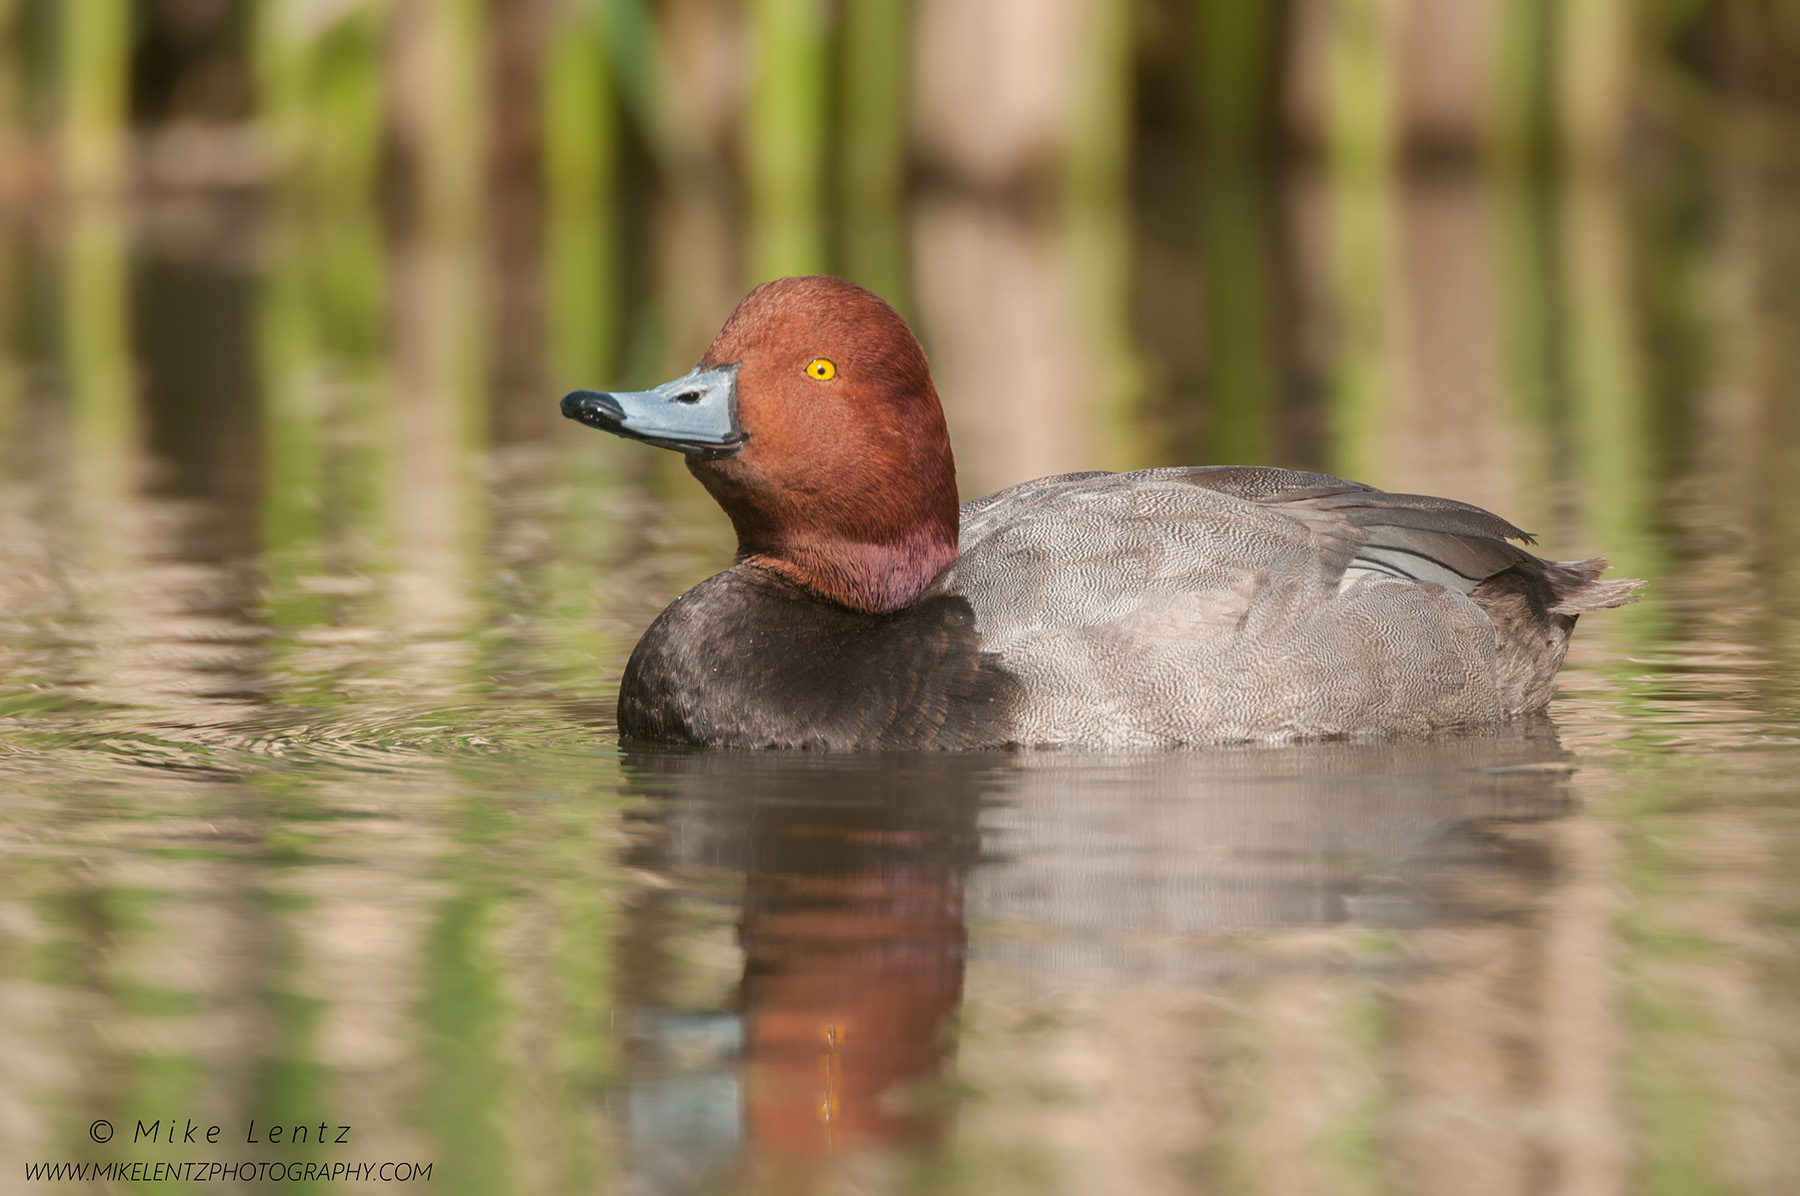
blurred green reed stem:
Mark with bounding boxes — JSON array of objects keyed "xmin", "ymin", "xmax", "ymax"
[
  {"xmin": 1191, "ymin": 0, "xmax": 1283, "ymax": 465},
  {"xmin": 1561, "ymin": 180, "xmax": 1670, "ymax": 721},
  {"xmin": 57, "ymin": 0, "xmax": 127, "ymax": 194},
  {"xmin": 405, "ymin": 768, "xmax": 633, "ymax": 1194},
  {"xmin": 1193, "ymin": 0, "xmax": 1279, "ymax": 163},
  {"xmin": 1557, "ymin": 0, "xmax": 1632, "ymax": 171},
  {"xmin": 60, "ymin": 199, "xmax": 144, "ymax": 728},
  {"xmin": 0, "ymin": 0, "xmax": 22, "ymax": 174},
  {"xmin": 1325, "ymin": 0, "xmax": 1397, "ymax": 185},
  {"xmin": 1493, "ymin": 175, "xmax": 1561, "ymax": 535},
  {"xmin": 253, "ymin": 0, "xmax": 386, "ymax": 201},
  {"xmin": 238, "ymin": 822, "xmax": 332, "ymax": 1177},
  {"xmin": 253, "ymin": 211, "xmax": 390, "ymax": 677},
  {"xmin": 56, "ymin": 887, "xmax": 203, "ymax": 1179},
  {"xmin": 419, "ymin": 884, "xmax": 513, "ymax": 1195},
  {"xmin": 257, "ymin": 205, "xmax": 394, "ymax": 696},
  {"xmin": 310, "ymin": 213, "xmax": 393, "ymax": 578},
  {"xmin": 1069, "ymin": 0, "xmax": 1144, "ymax": 471},
  {"xmin": 533, "ymin": 786, "xmax": 629, "ymax": 1189},
  {"xmin": 252, "ymin": 0, "xmax": 310, "ymax": 184},
  {"xmin": 1492, "ymin": 1, "xmax": 1567, "ymax": 534},
  {"xmin": 1324, "ymin": 174, "xmax": 1393, "ymax": 485},
  {"xmin": 1614, "ymin": 766, "xmax": 1742, "ymax": 1196},
  {"xmin": 748, "ymin": 0, "xmax": 828, "ymax": 280},
  {"xmin": 541, "ymin": 881, "xmax": 623, "ymax": 1187},
  {"xmin": 1196, "ymin": 172, "xmax": 1278, "ymax": 465},
  {"xmin": 63, "ymin": 200, "xmax": 132, "ymax": 497},
  {"xmin": 544, "ymin": 0, "xmax": 617, "ymax": 390},
  {"xmin": 257, "ymin": 225, "xmax": 333, "ymax": 635},
  {"xmin": 587, "ymin": 0, "xmax": 710, "ymax": 187},
  {"xmin": 840, "ymin": 0, "xmax": 909, "ymax": 308},
  {"xmin": 1067, "ymin": 0, "xmax": 1133, "ymax": 200},
  {"xmin": 416, "ymin": 791, "xmax": 627, "ymax": 1196},
  {"xmin": 1490, "ymin": 0, "xmax": 1558, "ymax": 175},
  {"xmin": 1319, "ymin": 984, "xmax": 1388, "ymax": 1196},
  {"xmin": 244, "ymin": 978, "xmax": 332, "ymax": 1168},
  {"xmin": 1323, "ymin": 0, "xmax": 1395, "ymax": 484}
]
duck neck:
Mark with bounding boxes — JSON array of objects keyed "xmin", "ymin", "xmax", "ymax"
[
  {"xmin": 691, "ymin": 461, "xmax": 961, "ymax": 614},
  {"xmin": 740, "ymin": 525, "xmax": 960, "ymax": 614}
]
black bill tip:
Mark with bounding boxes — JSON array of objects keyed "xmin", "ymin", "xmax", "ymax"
[{"xmin": 561, "ymin": 390, "xmax": 625, "ymax": 429}]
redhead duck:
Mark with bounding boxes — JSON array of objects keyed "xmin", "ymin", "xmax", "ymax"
[{"xmin": 561, "ymin": 276, "xmax": 1640, "ymax": 750}]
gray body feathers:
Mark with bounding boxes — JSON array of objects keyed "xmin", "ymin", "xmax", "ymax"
[{"xmin": 941, "ymin": 467, "xmax": 1641, "ymax": 747}]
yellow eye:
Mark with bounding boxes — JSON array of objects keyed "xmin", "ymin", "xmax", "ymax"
[{"xmin": 804, "ymin": 358, "xmax": 837, "ymax": 381}]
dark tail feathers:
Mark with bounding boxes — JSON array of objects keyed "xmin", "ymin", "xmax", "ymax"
[{"xmin": 1540, "ymin": 557, "xmax": 1645, "ymax": 615}]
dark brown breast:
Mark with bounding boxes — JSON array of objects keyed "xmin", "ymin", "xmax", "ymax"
[{"xmin": 618, "ymin": 566, "xmax": 1022, "ymax": 750}]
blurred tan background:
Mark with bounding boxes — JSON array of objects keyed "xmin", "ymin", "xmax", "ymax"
[{"xmin": 3, "ymin": 0, "xmax": 1796, "ymax": 495}]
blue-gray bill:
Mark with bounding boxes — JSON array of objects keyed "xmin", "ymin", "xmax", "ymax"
[{"xmin": 560, "ymin": 362, "xmax": 746, "ymax": 458}]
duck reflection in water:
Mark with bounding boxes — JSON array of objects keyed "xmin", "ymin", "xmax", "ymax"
[
  {"xmin": 618, "ymin": 751, "xmax": 984, "ymax": 1185},
  {"xmin": 730, "ymin": 766, "xmax": 976, "ymax": 1157},
  {"xmin": 615, "ymin": 725, "xmax": 1575, "ymax": 1190}
]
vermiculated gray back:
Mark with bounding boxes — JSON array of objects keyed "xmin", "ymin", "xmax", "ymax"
[{"xmin": 944, "ymin": 469, "xmax": 1637, "ymax": 746}]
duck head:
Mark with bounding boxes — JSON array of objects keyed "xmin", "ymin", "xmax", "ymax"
[{"xmin": 561, "ymin": 276, "xmax": 961, "ymax": 613}]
